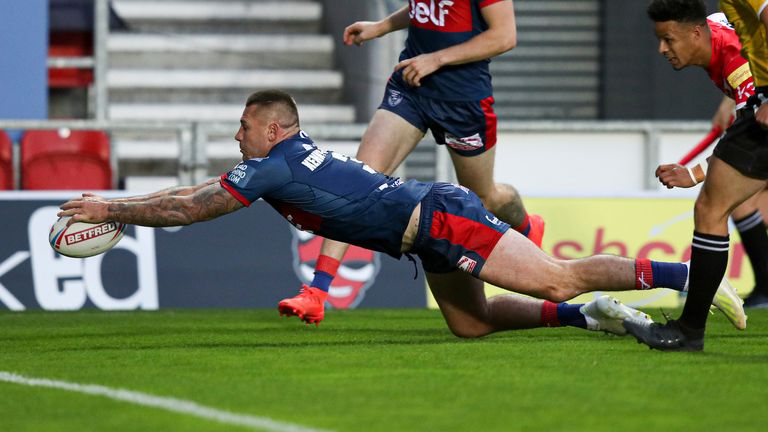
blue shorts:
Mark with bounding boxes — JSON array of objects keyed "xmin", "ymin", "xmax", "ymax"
[
  {"xmin": 412, "ymin": 183, "xmax": 510, "ymax": 277},
  {"xmin": 378, "ymin": 78, "xmax": 498, "ymax": 157}
]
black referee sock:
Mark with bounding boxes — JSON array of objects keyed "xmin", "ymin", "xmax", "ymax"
[
  {"xmin": 680, "ymin": 231, "xmax": 730, "ymax": 329},
  {"xmin": 734, "ymin": 211, "xmax": 768, "ymax": 294}
]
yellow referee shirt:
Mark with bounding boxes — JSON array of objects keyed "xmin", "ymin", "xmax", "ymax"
[{"xmin": 721, "ymin": 0, "xmax": 768, "ymax": 87}]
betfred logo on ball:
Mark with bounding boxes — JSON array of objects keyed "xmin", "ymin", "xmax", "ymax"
[
  {"xmin": 49, "ymin": 217, "xmax": 126, "ymax": 258},
  {"xmin": 290, "ymin": 228, "xmax": 380, "ymax": 309},
  {"xmin": 63, "ymin": 222, "xmax": 120, "ymax": 245}
]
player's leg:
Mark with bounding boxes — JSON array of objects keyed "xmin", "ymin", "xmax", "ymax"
[
  {"xmin": 427, "ymin": 270, "xmax": 651, "ymax": 338},
  {"xmin": 354, "ymin": 109, "xmax": 425, "ymax": 175},
  {"xmin": 625, "ymin": 156, "xmax": 766, "ymax": 350},
  {"xmin": 477, "ymin": 228, "xmax": 687, "ymax": 301},
  {"xmin": 680, "ymin": 157, "xmax": 765, "ymax": 323},
  {"xmin": 730, "ymin": 189, "xmax": 768, "ymax": 308}
]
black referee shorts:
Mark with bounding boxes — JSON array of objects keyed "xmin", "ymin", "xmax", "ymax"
[{"xmin": 713, "ymin": 109, "xmax": 768, "ymax": 180}]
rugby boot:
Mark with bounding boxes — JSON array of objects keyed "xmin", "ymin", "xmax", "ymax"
[
  {"xmin": 278, "ymin": 285, "xmax": 328, "ymax": 325},
  {"xmin": 527, "ymin": 214, "xmax": 545, "ymax": 248},
  {"xmin": 580, "ymin": 295, "xmax": 653, "ymax": 336},
  {"xmin": 711, "ymin": 277, "xmax": 747, "ymax": 329},
  {"xmin": 623, "ymin": 318, "xmax": 704, "ymax": 352}
]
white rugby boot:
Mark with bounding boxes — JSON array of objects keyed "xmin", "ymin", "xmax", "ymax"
[
  {"xmin": 711, "ymin": 277, "xmax": 747, "ymax": 330},
  {"xmin": 580, "ymin": 295, "xmax": 653, "ymax": 336}
]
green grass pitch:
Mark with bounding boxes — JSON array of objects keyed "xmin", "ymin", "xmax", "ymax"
[{"xmin": 1, "ymin": 308, "xmax": 767, "ymax": 432}]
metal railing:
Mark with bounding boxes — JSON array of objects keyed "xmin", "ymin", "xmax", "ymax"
[{"xmin": 0, "ymin": 119, "xmax": 712, "ymax": 192}]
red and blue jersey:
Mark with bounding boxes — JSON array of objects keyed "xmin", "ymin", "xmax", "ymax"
[
  {"xmin": 220, "ymin": 132, "xmax": 432, "ymax": 257},
  {"xmin": 392, "ymin": 0, "xmax": 507, "ymax": 101}
]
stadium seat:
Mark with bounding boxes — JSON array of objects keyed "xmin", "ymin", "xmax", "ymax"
[
  {"xmin": 0, "ymin": 131, "xmax": 12, "ymax": 190},
  {"xmin": 21, "ymin": 129, "xmax": 112, "ymax": 190},
  {"xmin": 49, "ymin": 31, "xmax": 94, "ymax": 88}
]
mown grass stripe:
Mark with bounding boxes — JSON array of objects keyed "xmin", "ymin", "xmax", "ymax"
[{"xmin": 0, "ymin": 371, "xmax": 331, "ymax": 432}]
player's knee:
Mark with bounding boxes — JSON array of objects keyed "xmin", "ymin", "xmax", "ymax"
[
  {"xmin": 539, "ymin": 284, "xmax": 572, "ymax": 303},
  {"xmin": 446, "ymin": 322, "xmax": 490, "ymax": 339},
  {"xmin": 693, "ymin": 195, "xmax": 730, "ymax": 227},
  {"xmin": 442, "ymin": 315, "xmax": 493, "ymax": 339},
  {"xmin": 479, "ymin": 183, "xmax": 521, "ymax": 214}
]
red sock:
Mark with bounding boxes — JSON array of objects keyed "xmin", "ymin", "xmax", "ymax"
[
  {"xmin": 315, "ymin": 254, "xmax": 340, "ymax": 276},
  {"xmin": 310, "ymin": 255, "xmax": 340, "ymax": 292},
  {"xmin": 634, "ymin": 258, "xmax": 653, "ymax": 290},
  {"xmin": 513, "ymin": 213, "xmax": 531, "ymax": 235},
  {"xmin": 541, "ymin": 300, "xmax": 560, "ymax": 327}
]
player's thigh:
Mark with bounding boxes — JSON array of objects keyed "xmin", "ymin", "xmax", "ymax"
[
  {"xmin": 427, "ymin": 270, "xmax": 492, "ymax": 328},
  {"xmin": 356, "ymin": 109, "xmax": 425, "ymax": 175},
  {"xmin": 448, "ymin": 146, "xmax": 497, "ymax": 197},
  {"xmin": 696, "ymin": 157, "xmax": 767, "ymax": 228},
  {"xmin": 479, "ymin": 229, "xmax": 563, "ymax": 298}
]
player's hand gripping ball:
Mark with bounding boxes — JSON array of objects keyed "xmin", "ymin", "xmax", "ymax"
[{"xmin": 49, "ymin": 216, "xmax": 126, "ymax": 258}]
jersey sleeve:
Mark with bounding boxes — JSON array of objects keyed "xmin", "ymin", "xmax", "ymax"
[
  {"xmin": 219, "ymin": 158, "xmax": 290, "ymax": 207},
  {"xmin": 724, "ymin": 52, "xmax": 755, "ymax": 108}
]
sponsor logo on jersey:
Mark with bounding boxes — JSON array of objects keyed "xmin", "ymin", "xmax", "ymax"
[
  {"xmin": 291, "ymin": 229, "xmax": 381, "ymax": 309},
  {"xmin": 388, "ymin": 89, "xmax": 403, "ymax": 107},
  {"xmin": 410, "ymin": 0, "xmax": 454, "ymax": 28},
  {"xmin": 727, "ymin": 62, "xmax": 752, "ymax": 89},
  {"xmin": 457, "ymin": 255, "xmax": 477, "ymax": 274},
  {"xmin": 65, "ymin": 222, "xmax": 118, "ymax": 245},
  {"xmin": 445, "ymin": 132, "xmax": 484, "ymax": 152},
  {"xmin": 227, "ymin": 163, "xmax": 248, "ymax": 184},
  {"xmin": 409, "ymin": 0, "xmax": 470, "ymax": 32}
]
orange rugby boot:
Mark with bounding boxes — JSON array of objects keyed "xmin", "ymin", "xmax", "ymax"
[
  {"xmin": 527, "ymin": 214, "xmax": 546, "ymax": 248},
  {"xmin": 278, "ymin": 285, "xmax": 328, "ymax": 325}
]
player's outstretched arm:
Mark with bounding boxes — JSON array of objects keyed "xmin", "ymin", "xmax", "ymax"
[
  {"xmin": 111, "ymin": 177, "xmax": 221, "ymax": 203},
  {"xmin": 59, "ymin": 181, "xmax": 244, "ymax": 227},
  {"xmin": 394, "ymin": 0, "xmax": 517, "ymax": 87},
  {"xmin": 343, "ymin": 5, "xmax": 409, "ymax": 46}
]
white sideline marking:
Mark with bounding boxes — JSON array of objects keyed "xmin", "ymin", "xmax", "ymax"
[{"xmin": 0, "ymin": 371, "xmax": 331, "ymax": 432}]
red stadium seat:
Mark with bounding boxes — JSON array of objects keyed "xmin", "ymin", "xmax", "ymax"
[
  {"xmin": 48, "ymin": 31, "xmax": 94, "ymax": 88},
  {"xmin": 21, "ymin": 129, "xmax": 112, "ymax": 190},
  {"xmin": 0, "ymin": 131, "xmax": 12, "ymax": 190}
]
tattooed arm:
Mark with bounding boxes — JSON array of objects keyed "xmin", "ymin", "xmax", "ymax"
[
  {"xmin": 58, "ymin": 180, "xmax": 244, "ymax": 227},
  {"xmin": 77, "ymin": 178, "xmax": 221, "ymax": 204}
]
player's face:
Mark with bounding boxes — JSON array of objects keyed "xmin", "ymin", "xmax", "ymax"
[
  {"xmin": 654, "ymin": 21, "xmax": 701, "ymax": 70},
  {"xmin": 235, "ymin": 105, "xmax": 273, "ymax": 161}
]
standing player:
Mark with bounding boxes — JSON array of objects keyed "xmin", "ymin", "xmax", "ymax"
[
  {"xmin": 277, "ymin": 0, "xmax": 546, "ymax": 322},
  {"xmin": 649, "ymin": 5, "xmax": 768, "ymax": 310},
  {"xmin": 58, "ymin": 90, "xmax": 744, "ymax": 340},
  {"xmin": 626, "ymin": 0, "xmax": 768, "ymax": 350}
]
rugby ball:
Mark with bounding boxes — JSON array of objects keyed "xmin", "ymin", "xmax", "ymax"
[{"xmin": 49, "ymin": 216, "xmax": 126, "ymax": 258}]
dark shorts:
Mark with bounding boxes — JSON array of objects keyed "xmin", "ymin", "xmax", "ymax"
[
  {"xmin": 713, "ymin": 109, "xmax": 768, "ymax": 179},
  {"xmin": 378, "ymin": 78, "xmax": 498, "ymax": 157},
  {"xmin": 412, "ymin": 183, "xmax": 510, "ymax": 277}
]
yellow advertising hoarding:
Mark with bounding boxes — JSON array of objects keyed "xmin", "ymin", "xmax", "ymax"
[{"xmin": 427, "ymin": 197, "xmax": 756, "ymax": 309}]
